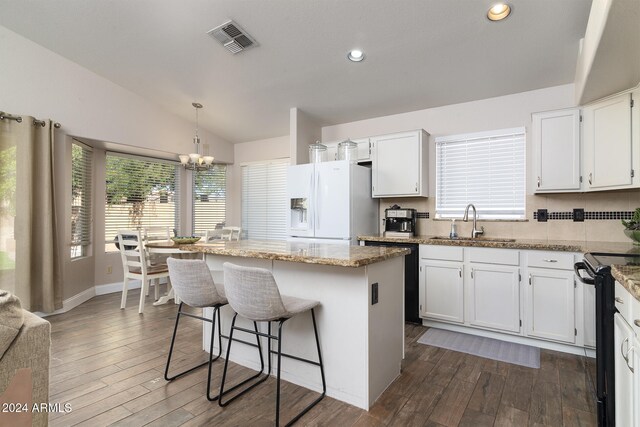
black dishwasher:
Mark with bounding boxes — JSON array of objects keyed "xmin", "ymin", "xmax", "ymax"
[{"xmin": 363, "ymin": 240, "xmax": 420, "ymax": 323}]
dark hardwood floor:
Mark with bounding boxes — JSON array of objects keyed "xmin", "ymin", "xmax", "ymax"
[{"xmin": 47, "ymin": 291, "xmax": 597, "ymax": 426}]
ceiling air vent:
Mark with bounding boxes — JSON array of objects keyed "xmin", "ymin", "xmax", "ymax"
[{"xmin": 207, "ymin": 20, "xmax": 258, "ymax": 54}]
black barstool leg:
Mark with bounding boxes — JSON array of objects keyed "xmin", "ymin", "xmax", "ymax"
[
  {"xmin": 268, "ymin": 321, "xmax": 273, "ymax": 375},
  {"xmin": 311, "ymin": 308, "xmax": 326, "ymax": 396},
  {"xmin": 281, "ymin": 309, "xmax": 326, "ymax": 427},
  {"xmin": 164, "ymin": 302, "xmax": 183, "ymax": 381},
  {"xmin": 217, "ymin": 307, "xmax": 223, "ymax": 359},
  {"xmin": 218, "ymin": 316, "xmax": 269, "ymax": 407},
  {"xmin": 275, "ymin": 320, "xmax": 285, "ymax": 427},
  {"xmin": 218, "ymin": 313, "xmax": 237, "ymax": 405},
  {"xmin": 166, "ymin": 303, "xmax": 220, "ymax": 382},
  {"xmin": 206, "ymin": 306, "xmax": 220, "ymax": 401}
]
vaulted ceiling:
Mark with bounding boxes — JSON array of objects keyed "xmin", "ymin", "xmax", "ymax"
[{"xmin": 0, "ymin": 0, "xmax": 592, "ymax": 142}]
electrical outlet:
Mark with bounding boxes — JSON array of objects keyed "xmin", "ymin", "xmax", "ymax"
[
  {"xmin": 573, "ymin": 208, "xmax": 585, "ymax": 222},
  {"xmin": 372, "ymin": 282, "xmax": 378, "ymax": 305},
  {"xmin": 537, "ymin": 209, "xmax": 548, "ymax": 222},
  {"xmin": 106, "ymin": 266, "xmax": 112, "ymax": 274}
]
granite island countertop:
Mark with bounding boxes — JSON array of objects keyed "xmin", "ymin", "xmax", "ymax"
[
  {"xmin": 358, "ymin": 235, "xmax": 640, "ymax": 254},
  {"xmin": 611, "ymin": 265, "xmax": 640, "ymax": 302},
  {"xmin": 182, "ymin": 239, "xmax": 410, "ymax": 268}
]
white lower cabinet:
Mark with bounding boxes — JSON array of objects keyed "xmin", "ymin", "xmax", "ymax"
[
  {"xmin": 614, "ymin": 312, "xmax": 635, "ymax": 427},
  {"xmin": 467, "ymin": 264, "xmax": 520, "ymax": 333},
  {"xmin": 633, "ymin": 334, "xmax": 640, "ymax": 427},
  {"xmin": 614, "ymin": 280, "xmax": 640, "ymax": 426},
  {"xmin": 419, "ymin": 245, "xmax": 588, "ymax": 351},
  {"xmin": 419, "ymin": 260, "xmax": 464, "ymax": 323},
  {"xmin": 525, "ymin": 268, "xmax": 576, "ymax": 344}
]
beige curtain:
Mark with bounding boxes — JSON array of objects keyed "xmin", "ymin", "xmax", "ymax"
[{"xmin": 0, "ymin": 116, "xmax": 62, "ymax": 312}]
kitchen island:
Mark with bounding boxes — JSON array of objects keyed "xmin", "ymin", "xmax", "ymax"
[{"xmin": 181, "ymin": 240, "xmax": 409, "ymax": 410}]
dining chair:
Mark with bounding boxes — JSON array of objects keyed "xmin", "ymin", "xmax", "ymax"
[
  {"xmin": 143, "ymin": 226, "xmax": 172, "ymax": 241},
  {"xmin": 143, "ymin": 226, "xmax": 172, "ymax": 293},
  {"xmin": 204, "ymin": 229, "xmax": 223, "ymax": 242},
  {"xmin": 117, "ymin": 229, "xmax": 170, "ymax": 314},
  {"xmin": 221, "ymin": 226, "xmax": 242, "ymax": 241}
]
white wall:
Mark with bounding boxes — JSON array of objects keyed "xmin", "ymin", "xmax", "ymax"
[
  {"xmin": 227, "ymin": 135, "xmax": 290, "ymax": 227},
  {"xmin": 290, "ymin": 108, "xmax": 321, "ymax": 165},
  {"xmin": 322, "ymin": 84, "xmax": 576, "ymax": 197},
  {"xmin": 0, "ymin": 25, "xmax": 234, "ymax": 297}
]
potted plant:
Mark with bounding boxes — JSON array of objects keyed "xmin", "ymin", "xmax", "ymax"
[{"xmin": 622, "ymin": 208, "xmax": 640, "ymax": 245}]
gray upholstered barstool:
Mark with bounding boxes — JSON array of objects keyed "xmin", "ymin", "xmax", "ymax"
[
  {"xmin": 218, "ymin": 262, "xmax": 326, "ymax": 427},
  {"xmin": 164, "ymin": 258, "xmax": 228, "ymax": 401}
]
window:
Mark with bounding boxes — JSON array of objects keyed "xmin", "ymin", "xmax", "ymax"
[
  {"xmin": 71, "ymin": 141, "xmax": 93, "ymax": 258},
  {"xmin": 435, "ymin": 127, "xmax": 525, "ymax": 220},
  {"xmin": 241, "ymin": 160, "xmax": 288, "ymax": 240},
  {"xmin": 193, "ymin": 165, "xmax": 226, "ymax": 235},
  {"xmin": 104, "ymin": 153, "xmax": 180, "ymax": 251}
]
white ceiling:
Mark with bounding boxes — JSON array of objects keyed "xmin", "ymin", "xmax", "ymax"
[{"xmin": 0, "ymin": 0, "xmax": 592, "ymax": 143}]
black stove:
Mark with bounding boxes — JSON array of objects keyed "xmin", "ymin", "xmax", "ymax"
[{"xmin": 575, "ymin": 252, "xmax": 640, "ymax": 427}]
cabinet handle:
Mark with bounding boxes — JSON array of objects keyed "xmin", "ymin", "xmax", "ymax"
[
  {"xmin": 635, "ymin": 320, "xmax": 640, "ymax": 327},
  {"xmin": 621, "ymin": 337, "xmax": 630, "ymax": 363},
  {"xmin": 543, "ymin": 259, "xmax": 558, "ymax": 263},
  {"xmin": 537, "ymin": 176, "xmax": 540, "ymax": 188},
  {"xmin": 528, "ymin": 274, "xmax": 532, "ymax": 285},
  {"xmin": 459, "ymin": 268, "xmax": 462, "ymax": 278},
  {"xmin": 589, "ymin": 173, "xmax": 592, "ymax": 185},
  {"xmin": 615, "ymin": 297, "xmax": 624, "ymax": 304},
  {"xmin": 471, "ymin": 269, "xmax": 474, "ymax": 279},
  {"xmin": 415, "ymin": 183, "xmax": 418, "ymax": 192}
]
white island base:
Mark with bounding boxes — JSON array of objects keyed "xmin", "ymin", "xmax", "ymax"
[{"xmin": 202, "ymin": 255, "xmax": 404, "ymax": 410}]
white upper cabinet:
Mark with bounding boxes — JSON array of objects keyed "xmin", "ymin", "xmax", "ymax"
[
  {"xmin": 371, "ymin": 130, "xmax": 429, "ymax": 197},
  {"xmin": 583, "ymin": 91, "xmax": 635, "ymax": 190},
  {"xmin": 532, "ymin": 108, "xmax": 581, "ymax": 192}
]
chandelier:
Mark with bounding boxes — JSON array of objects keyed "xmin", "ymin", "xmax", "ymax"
[{"xmin": 179, "ymin": 102, "xmax": 214, "ymax": 171}]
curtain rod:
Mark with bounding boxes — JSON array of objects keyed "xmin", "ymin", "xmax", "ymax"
[{"xmin": 0, "ymin": 111, "xmax": 61, "ymax": 128}]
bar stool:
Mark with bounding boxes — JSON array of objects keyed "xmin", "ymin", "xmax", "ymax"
[
  {"xmin": 219, "ymin": 262, "xmax": 326, "ymax": 427},
  {"xmin": 164, "ymin": 258, "xmax": 228, "ymax": 401}
]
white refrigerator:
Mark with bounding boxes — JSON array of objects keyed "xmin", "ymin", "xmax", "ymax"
[{"xmin": 287, "ymin": 160, "xmax": 378, "ymax": 245}]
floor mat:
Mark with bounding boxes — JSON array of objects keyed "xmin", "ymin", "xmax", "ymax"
[{"xmin": 417, "ymin": 328, "xmax": 540, "ymax": 368}]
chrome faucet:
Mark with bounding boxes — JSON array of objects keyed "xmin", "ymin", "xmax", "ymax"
[{"xmin": 462, "ymin": 204, "xmax": 484, "ymax": 239}]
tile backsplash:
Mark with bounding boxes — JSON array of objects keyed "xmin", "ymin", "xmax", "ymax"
[{"xmin": 379, "ymin": 189, "xmax": 640, "ymax": 242}]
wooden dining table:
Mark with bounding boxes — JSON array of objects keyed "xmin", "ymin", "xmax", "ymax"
[{"xmin": 145, "ymin": 240, "xmax": 200, "ymax": 306}]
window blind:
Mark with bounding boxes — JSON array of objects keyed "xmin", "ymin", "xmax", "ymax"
[
  {"xmin": 104, "ymin": 153, "xmax": 180, "ymax": 251},
  {"xmin": 241, "ymin": 160, "xmax": 288, "ymax": 240},
  {"xmin": 71, "ymin": 141, "xmax": 93, "ymax": 258},
  {"xmin": 192, "ymin": 165, "xmax": 227, "ymax": 235},
  {"xmin": 435, "ymin": 128, "xmax": 526, "ymax": 219}
]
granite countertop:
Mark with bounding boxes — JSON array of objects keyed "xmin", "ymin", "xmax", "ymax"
[
  {"xmin": 358, "ymin": 235, "xmax": 640, "ymax": 254},
  {"xmin": 611, "ymin": 265, "xmax": 640, "ymax": 302},
  {"xmin": 182, "ymin": 239, "xmax": 410, "ymax": 268}
]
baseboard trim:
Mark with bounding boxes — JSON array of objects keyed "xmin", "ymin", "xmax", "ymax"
[
  {"xmin": 95, "ymin": 280, "xmax": 141, "ymax": 295},
  {"xmin": 422, "ymin": 320, "xmax": 596, "ymax": 358},
  {"xmin": 35, "ymin": 287, "xmax": 96, "ymax": 318}
]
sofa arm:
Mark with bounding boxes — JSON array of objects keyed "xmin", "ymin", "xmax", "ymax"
[{"xmin": 0, "ymin": 310, "xmax": 51, "ymax": 427}]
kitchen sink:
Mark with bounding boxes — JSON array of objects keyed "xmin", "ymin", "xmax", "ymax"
[{"xmin": 429, "ymin": 236, "xmax": 516, "ymax": 243}]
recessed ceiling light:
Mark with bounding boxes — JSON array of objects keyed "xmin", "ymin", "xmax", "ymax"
[
  {"xmin": 487, "ymin": 3, "xmax": 511, "ymax": 21},
  {"xmin": 347, "ymin": 49, "xmax": 365, "ymax": 62}
]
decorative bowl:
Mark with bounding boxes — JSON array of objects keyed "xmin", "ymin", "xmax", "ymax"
[
  {"xmin": 624, "ymin": 229, "xmax": 640, "ymax": 245},
  {"xmin": 171, "ymin": 236, "xmax": 201, "ymax": 245}
]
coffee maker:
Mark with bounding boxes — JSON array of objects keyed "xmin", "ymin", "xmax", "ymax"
[{"xmin": 384, "ymin": 205, "xmax": 416, "ymax": 238}]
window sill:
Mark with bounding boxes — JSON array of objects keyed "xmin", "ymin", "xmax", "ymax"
[{"xmin": 433, "ymin": 217, "xmax": 529, "ymax": 223}]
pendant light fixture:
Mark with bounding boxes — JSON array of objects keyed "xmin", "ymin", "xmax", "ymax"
[{"xmin": 179, "ymin": 102, "xmax": 214, "ymax": 171}]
